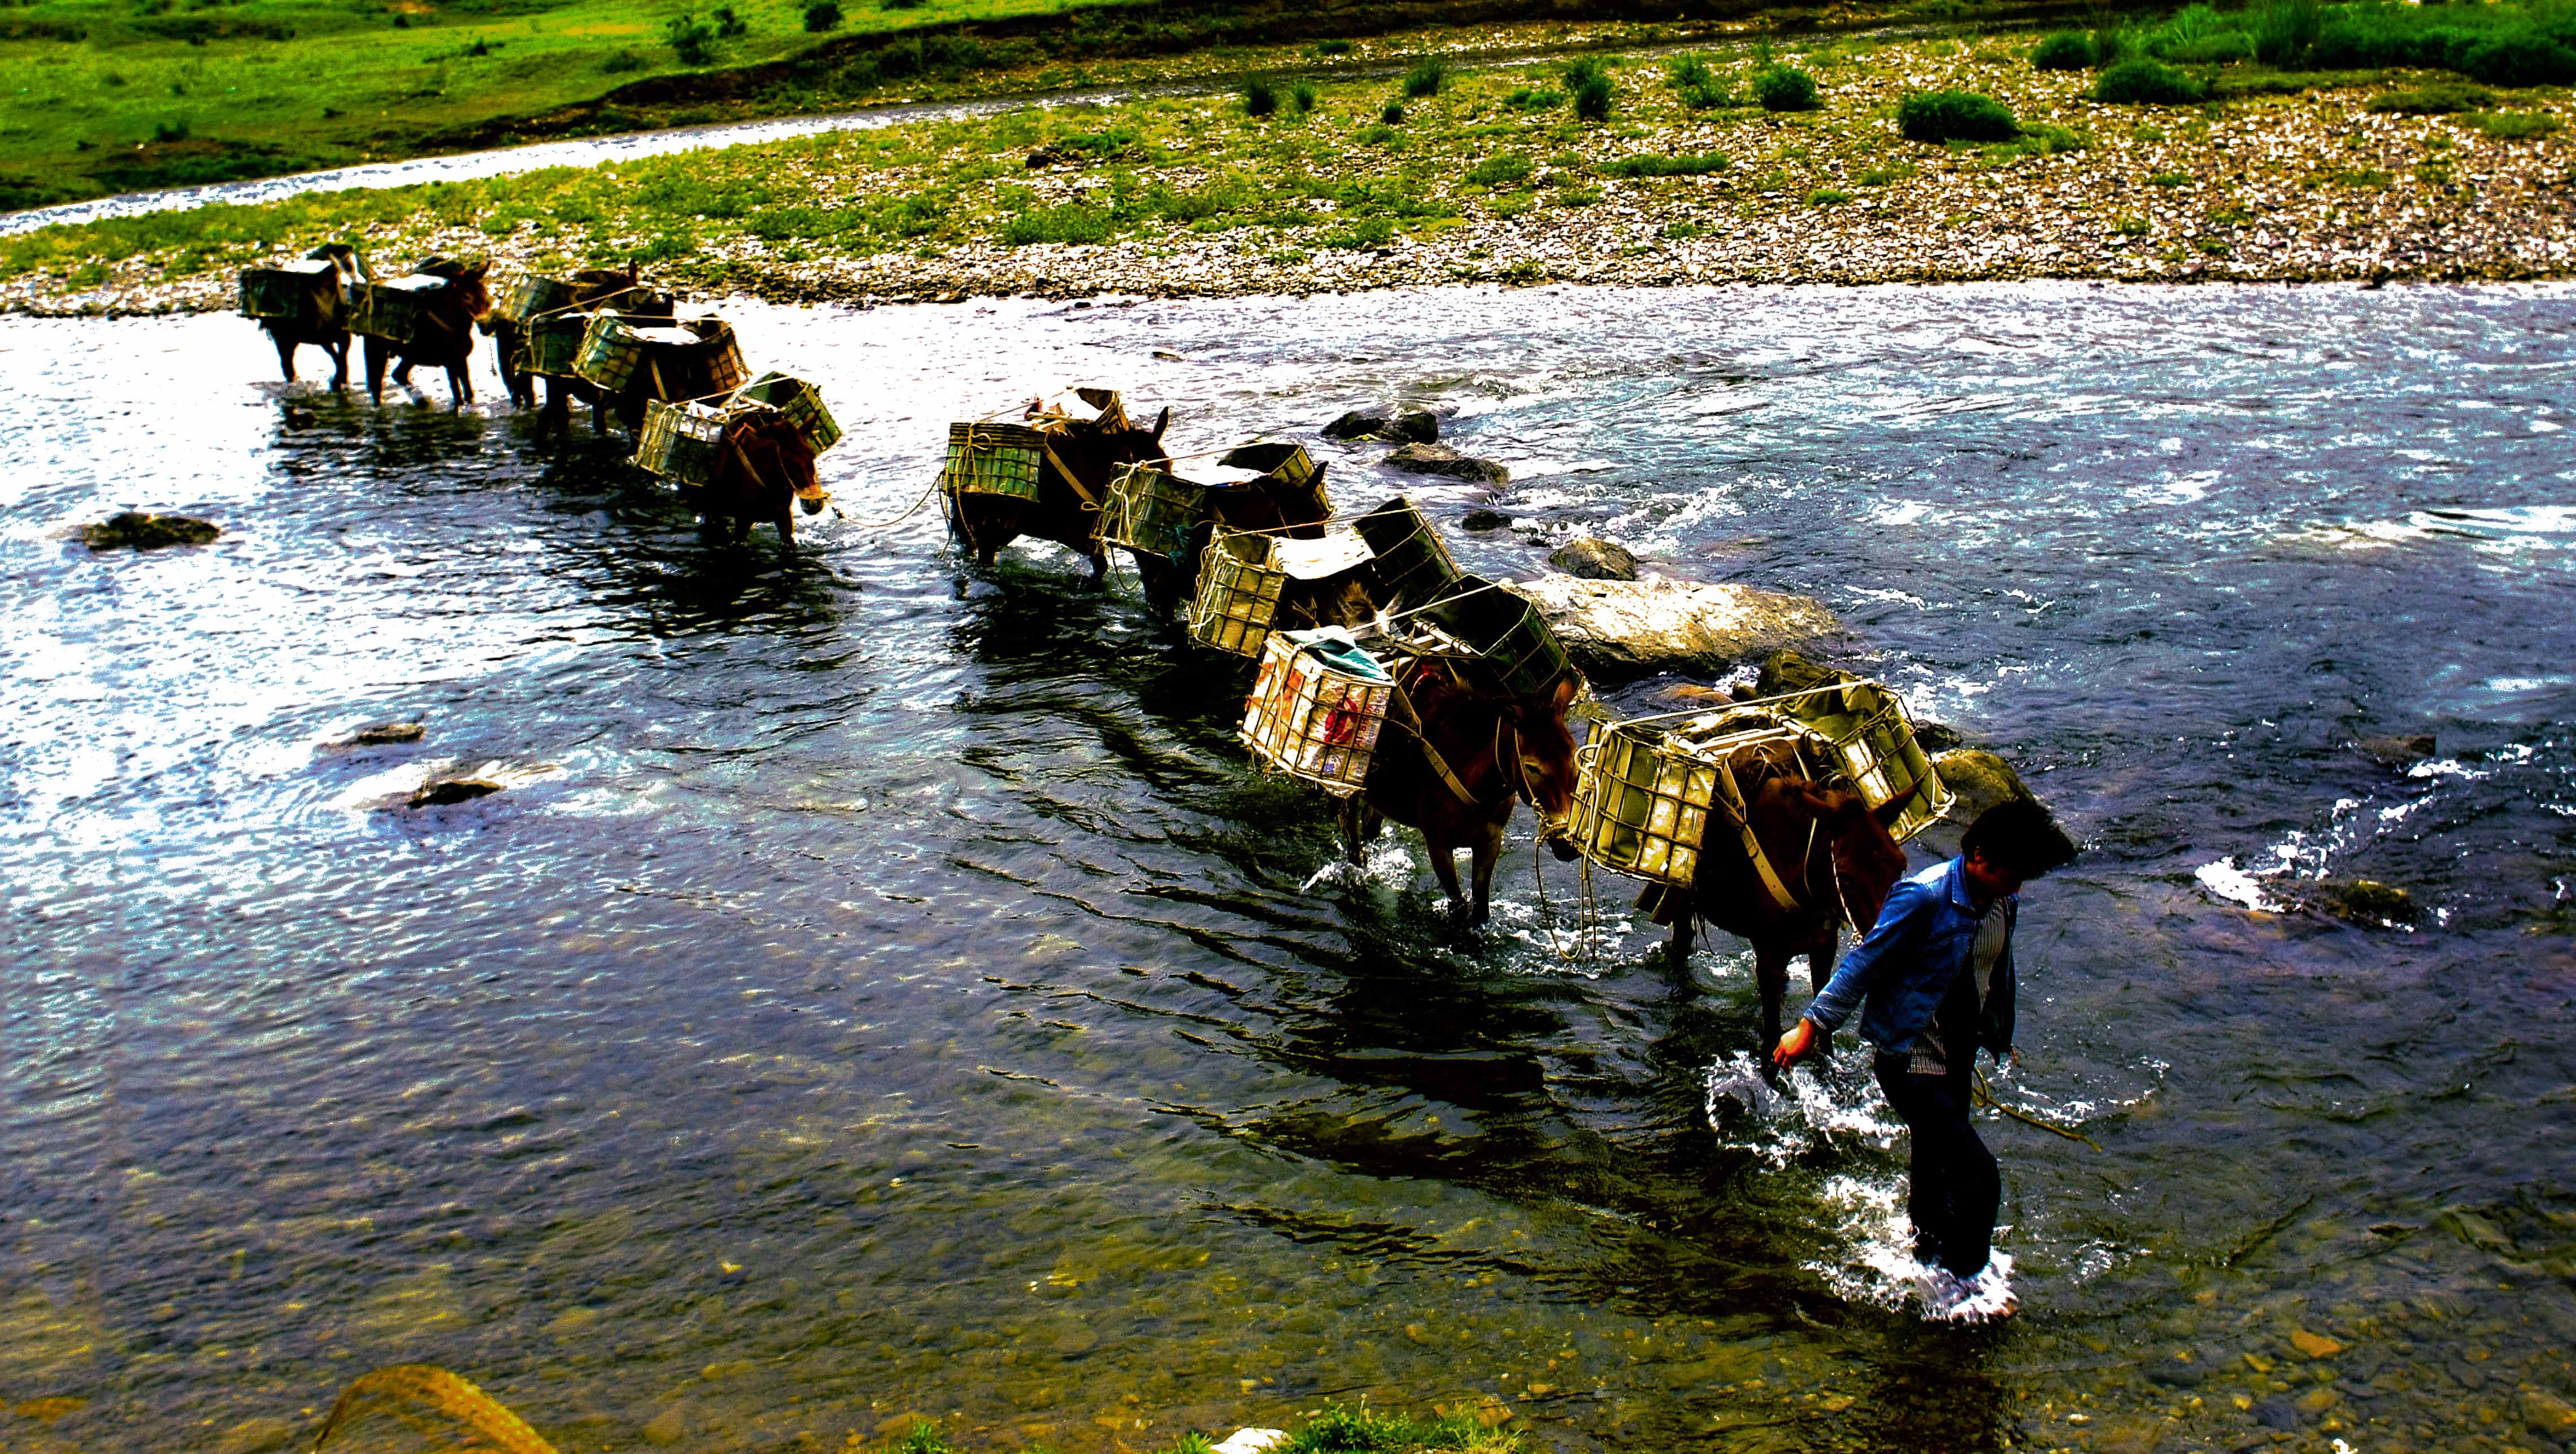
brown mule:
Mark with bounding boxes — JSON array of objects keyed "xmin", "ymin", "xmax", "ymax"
[
  {"xmin": 951, "ymin": 405, "xmax": 1170, "ymax": 584},
  {"xmin": 363, "ymin": 260, "xmax": 491, "ymax": 409},
  {"xmin": 258, "ymin": 244, "xmax": 365, "ymax": 392},
  {"xmin": 1642, "ymin": 747, "xmax": 1921, "ymax": 1056},
  {"xmin": 1129, "ymin": 462, "xmax": 1334, "ymax": 621},
  {"xmin": 1341, "ymin": 666, "xmax": 1582, "ymax": 927},
  {"xmin": 681, "ymin": 414, "xmax": 825, "ymax": 555}
]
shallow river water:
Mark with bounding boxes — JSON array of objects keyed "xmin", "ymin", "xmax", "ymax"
[{"xmin": 3, "ymin": 282, "xmax": 2573, "ymax": 1454}]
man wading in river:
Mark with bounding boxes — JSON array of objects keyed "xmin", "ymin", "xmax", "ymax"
[{"xmin": 1772, "ymin": 800, "xmax": 2075, "ymax": 1317}]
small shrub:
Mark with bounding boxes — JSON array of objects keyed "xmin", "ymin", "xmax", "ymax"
[
  {"xmin": 2192, "ymin": 235, "xmax": 2231, "ymax": 255},
  {"xmin": 1402, "ymin": 57, "xmax": 1448, "ymax": 98},
  {"xmin": 2091, "ymin": 57, "xmax": 2209, "ymax": 105},
  {"xmin": 2251, "ymin": 0, "xmax": 2320, "ymax": 66},
  {"xmin": 1312, "ymin": 39, "xmax": 1352, "ymax": 56},
  {"xmin": 2366, "ymin": 83, "xmax": 2495, "ymax": 114},
  {"xmin": 2464, "ymin": 109, "xmax": 2565, "ymax": 140},
  {"xmin": 1242, "ymin": 76, "xmax": 1278, "ymax": 116},
  {"xmin": 1564, "ymin": 56, "xmax": 1613, "ymax": 121},
  {"xmin": 1807, "ymin": 187, "xmax": 1850, "ymax": 205},
  {"xmin": 2147, "ymin": 169, "xmax": 2191, "ymax": 185},
  {"xmin": 1001, "ymin": 202, "xmax": 1110, "ymax": 245},
  {"xmin": 1291, "ymin": 80, "xmax": 1318, "ymax": 113},
  {"xmin": 710, "ymin": 5, "xmax": 746, "ymax": 37},
  {"xmin": 1752, "ymin": 63, "xmax": 1820, "ymax": 111},
  {"xmin": 2114, "ymin": 214, "xmax": 2150, "ymax": 235},
  {"xmin": 2090, "ymin": 25, "xmax": 2135, "ymax": 66},
  {"xmin": 1504, "ymin": 87, "xmax": 1562, "ymax": 111},
  {"xmin": 1896, "ymin": 90, "xmax": 2017, "ymax": 142},
  {"xmin": 894, "ymin": 1423, "xmax": 952, "ymax": 1454},
  {"xmin": 881, "ymin": 0, "xmax": 924, "ymax": 8},
  {"xmin": 665, "ymin": 12, "xmax": 716, "ymax": 64},
  {"xmin": 2162, "ymin": 31, "xmax": 2253, "ymax": 63},
  {"xmin": 1554, "ymin": 183, "xmax": 1603, "ymax": 206},
  {"xmin": 2030, "ymin": 30, "xmax": 2094, "ymax": 69},
  {"xmin": 1464, "ymin": 151, "xmax": 1533, "ymax": 186},
  {"xmin": 1319, "ymin": 216, "xmax": 1395, "ymax": 249},
  {"xmin": 1659, "ymin": 220, "xmax": 1707, "ymax": 238},
  {"xmin": 1380, "ymin": 101, "xmax": 1405, "ymax": 124},
  {"xmin": 1599, "ymin": 150, "xmax": 1729, "ymax": 177},
  {"xmin": 602, "ymin": 47, "xmax": 647, "ymax": 71},
  {"xmin": 802, "ymin": 0, "xmax": 839, "ymax": 29},
  {"xmin": 152, "ymin": 118, "xmax": 191, "ymax": 142},
  {"xmin": 1670, "ymin": 54, "xmax": 1729, "ymax": 108}
]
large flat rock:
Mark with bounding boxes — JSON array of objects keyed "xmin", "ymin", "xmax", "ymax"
[{"xmin": 1504, "ymin": 575, "xmax": 1839, "ymax": 678}]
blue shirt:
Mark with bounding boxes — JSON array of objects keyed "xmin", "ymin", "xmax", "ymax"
[{"xmin": 1805, "ymin": 857, "xmax": 2017, "ymax": 1060}]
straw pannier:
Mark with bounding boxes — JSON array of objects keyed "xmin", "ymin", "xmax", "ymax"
[
  {"xmin": 633, "ymin": 398, "xmax": 736, "ymax": 485},
  {"xmin": 1354, "ymin": 497, "xmax": 1461, "ymax": 607},
  {"xmin": 1102, "ymin": 465, "xmax": 1211, "ymax": 561},
  {"xmin": 1239, "ymin": 629, "xmax": 1394, "ymax": 797},
  {"xmin": 1190, "ymin": 527, "xmax": 1287, "ymax": 657},
  {"xmin": 352, "ymin": 273, "xmax": 449, "ymax": 345},
  {"xmin": 1569, "ymin": 723, "xmax": 1721, "ymax": 886},
  {"xmin": 733, "ymin": 372, "xmax": 841, "ymax": 455},
  {"xmin": 1218, "ymin": 442, "xmax": 1330, "ymax": 523},
  {"xmin": 524, "ymin": 311, "xmax": 593, "ymax": 378},
  {"xmin": 493, "ymin": 272, "xmax": 578, "ymax": 326},
  {"xmin": 238, "ymin": 258, "xmax": 339, "ymax": 320},
  {"xmin": 944, "ymin": 421, "xmax": 1048, "ymax": 502},
  {"xmin": 1766, "ymin": 683, "xmax": 1954, "ymax": 844},
  {"xmin": 1411, "ymin": 574, "xmax": 1573, "ymax": 701},
  {"xmin": 575, "ymin": 314, "xmax": 745, "ymax": 397}
]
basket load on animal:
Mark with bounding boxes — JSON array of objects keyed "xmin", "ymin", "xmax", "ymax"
[
  {"xmin": 1190, "ymin": 525, "xmax": 1374, "ymax": 659},
  {"xmin": 1353, "ymin": 496, "xmax": 1463, "ymax": 609},
  {"xmin": 733, "ymin": 372, "xmax": 842, "ymax": 455},
  {"xmin": 574, "ymin": 313, "xmax": 747, "ymax": 400},
  {"xmin": 943, "ymin": 420, "xmax": 1050, "ymax": 503},
  {"xmin": 1101, "ymin": 463, "xmax": 1212, "ymax": 563},
  {"xmin": 1569, "ymin": 684, "xmax": 1953, "ymax": 891},
  {"xmin": 239, "ymin": 257, "xmax": 348, "ymax": 320},
  {"xmin": 1240, "ymin": 627, "xmax": 1395, "ymax": 797},
  {"xmin": 1402, "ymin": 573, "xmax": 1574, "ymax": 702},
  {"xmin": 1216, "ymin": 442, "xmax": 1330, "ymax": 530},
  {"xmin": 522, "ymin": 311, "xmax": 597, "ymax": 380},
  {"xmin": 633, "ymin": 376, "xmax": 841, "ymax": 486},
  {"xmin": 351, "ymin": 272, "xmax": 455, "ymax": 347}
]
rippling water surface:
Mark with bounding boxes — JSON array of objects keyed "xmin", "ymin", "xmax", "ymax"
[{"xmin": 4, "ymin": 283, "xmax": 2573, "ymax": 1454}]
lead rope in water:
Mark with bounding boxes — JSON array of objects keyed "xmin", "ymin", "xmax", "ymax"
[{"xmin": 1972, "ymin": 1070, "xmax": 2101, "ymax": 1151}]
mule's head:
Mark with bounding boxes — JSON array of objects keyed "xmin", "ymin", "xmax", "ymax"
[
  {"xmin": 729, "ymin": 415, "xmax": 825, "ymax": 513},
  {"xmin": 1512, "ymin": 674, "xmax": 1584, "ymax": 861},
  {"xmin": 452, "ymin": 263, "xmax": 493, "ymax": 324}
]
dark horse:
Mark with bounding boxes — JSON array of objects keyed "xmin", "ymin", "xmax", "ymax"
[
  {"xmin": 528, "ymin": 277, "xmax": 680, "ymax": 444},
  {"xmin": 1341, "ymin": 665, "xmax": 1583, "ymax": 926},
  {"xmin": 363, "ymin": 259, "xmax": 491, "ymax": 409},
  {"xmin": 680, "ymin": 414, "xmax": 825, "ymax": 555},
  {"xmin": 484, "ymin": 262, "xmax": 649, "ymax": 411},
  {"xmin": 258, "ymin": 244, "xmax": 365, "ymax": 392},
  {"xmin": 1639, "ymin": 736, "xmax": 1921, "ymax": 1054},
  {"xmin": 949, "ymin": 402, "xmax": 1170, "ymax": 583}
]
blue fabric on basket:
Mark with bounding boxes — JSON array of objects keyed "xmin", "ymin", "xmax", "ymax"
[{"xmin": 1285, "ymin": 627, "xmax": 1391, "ymax": 683}]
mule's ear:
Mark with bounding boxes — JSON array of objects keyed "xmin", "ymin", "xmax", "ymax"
[
  {"xmin": 1869, "ymin": 780, "xmax": 1922, "ymax": 830},
  {"xmin": 1150, "ymin": 406, "xmax": 1169, "ymax": 441},
  {"xmin": 1550, "ymin": 672, "xmax": 1579, "ymax": 709}
]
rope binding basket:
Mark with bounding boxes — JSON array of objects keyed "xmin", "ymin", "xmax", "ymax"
[
  {"xmin": 523, "ymin": 311, "xmax": 594, "ymax": 379},
  {"xmin": 1239, "ymin": 627, "xmax": 1394, "ymax": 797},
  {"xmin": 351, "ymin": 273, "xmax": 450, "ymax": 345},
  {"xmin": 1354, "ymin": 496, "xmax": 1463, "ymax": 608},
  {"xmin": 731, "ymin": 372, "xmax": 841, "ymax": 455},
  {"xmin": 1101, "ymin": 463, "xmax": 1211, "ymax": 561},
  {"xmin": 944, "ymin": 420, "xmax": 1049, "ymax": 503},
  {"xmin": 237, "ymin": 258, "xmax": 341, "ymax": 320},
  {"xmin": 1190, "ymin": 526, "xmax": 1287, "ymax": 657},
  {"xmin": 1759, "ymin": 682, "xmax": 1955, "ymax": 844},
  {"xmin": 1408, "ymin": 573, "xmax": 1574, "ymax": 701},
  {"xmin": 633, "ymin": 398, "xmax": 743, "ymax": 485}
]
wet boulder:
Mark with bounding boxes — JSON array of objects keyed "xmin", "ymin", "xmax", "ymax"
[
  {"xmin": 1502, "ymin": 575, "xmax": 1838, "ymax": 679},
  {"xmin": 1909, "ymin": 748, "xmax": 2046, "ymax": 858},
  {"xmin": 82, "ymin": 511, "xmax": 219, "ymax": 550},
  {"xmin": 2353, "ymin": 733, "xmax": 2436, "ymax": 768},
  {"xmin": 2290, "ymin": 876, "xmax": 2418, "ymax": 926},
  {"xmin": 1382, "ymin": 442, "xmax": 1508, "ymax": 485},
  {"xmin": 1548, "ymin": 535, "xmax": 1639, "ymax": 581},
  {"xmin": 346, "ymin": 722, "xmax": 425, "ymax": 746},
  {"xmin": 1459, "ymin": 508, "xmax": 1511, "ymax": 531},
  {"xmin": 409, "ymin": 776, "xmax": 503, "ymax": 808},
  {"xmin": 1322, "ymin": 405, "xmax": 1438, "ymax": 444}
]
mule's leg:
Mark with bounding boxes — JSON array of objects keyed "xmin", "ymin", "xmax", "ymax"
[
  {"xmin": 271, "ymin": 328, "xmax": 298, "ymax": 383},
  {"xmin": 328, "ymin": 337, "xmax": 349, "ymax": 392},
  {"xmin": 1753, "ymin": 942, "xmax": 1797, "ymax": 1071},
  {"xmin": 1670, "ymin": 901, "xmax": 1697, "ymax": 963},
  {"xmin": 1465, "ymin": 814, "xmax": 1509, "ymax": 927},
  {"xmin": 1423, "ymin": 830, "xmax": 1470, "ymax": 923},
  {"xmin": 774, "ymin": 502, "xmax": 796, "ymax": 556},
  {"xmin": 448, "ymin": 359, "xmax": 472, "ymax": 408},
  {"xmin": 537, "ymin": 384, "xmax": 565, "ymax": 444},
  {"xmin": 362, "ymin": 336, "xmax": 388, "ymax": 404},
  {"xmin": 1806, "ymin": 923, "xmax": 1842, "ymax": 996},
  {"xmin": 391, "ymin": 353, "xmax": 415, "ymax": 389}
]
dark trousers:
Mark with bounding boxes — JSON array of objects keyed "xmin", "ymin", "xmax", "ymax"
[{"xmin": 1873, "ymin": 1054, "xmax": 2000, "ymax": 1278}]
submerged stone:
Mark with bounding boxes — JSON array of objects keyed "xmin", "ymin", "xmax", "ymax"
[
  {"xmin": 1382, "ymin": 442, "xmax": 1508, "ymax": 484},
  {"xmin": 409, "ymin": 777, "xmax": 503, "ymax": 808},
  {"xmin": 81, "ymin": 511, "xmax": 220, "ymax": 550},
  {"xmin": 2290, "ymin": 1327, "xmax": 2348, "ymax": 1359},
  {"xmin": 347, "ymin": 721, "xmax": 426, "ymax": 746},
  {"xmin": 1501, "ymin": 575, "xmax": 1837, "ymax": 678},
  {"xmin": 2307, "ymin": 878, "xmax": 2418, "ymax": 926},
  {"xmin": 1322, "ymin": 405, "xmax": 1438, "ymax": 444},
  {"xmin": 2353, "ymin": 733, "xmax": 2436, "ymax": 767},
  {"xmin": 1548, "ymin": 535, "xmax": 1639, "ymax": 581},
  {"xmin": 1459, "ymin": 508, "xmax": 1511, "ymax": 531}
]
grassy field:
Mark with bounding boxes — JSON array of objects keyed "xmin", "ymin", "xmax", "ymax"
[{"xmin": 0, "ymin": 0, "xmax": 1136, "ymax": 207}]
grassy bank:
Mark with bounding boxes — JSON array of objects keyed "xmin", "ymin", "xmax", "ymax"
[{"xmin": 4, "ymin": 15, "xmax": 2571, "ymax": 310}]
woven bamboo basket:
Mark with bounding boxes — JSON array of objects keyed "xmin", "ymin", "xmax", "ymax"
[
  {"xmin": 1413, "ymin": 574, "xmax": 1573, "ymax": 700},
  {"xmin": 732, "ymin": 372, "xmax": 841, "ymax": 455},
  {"xmin": 1190, "ymin": 527, "xmax": 1287, "ymax": 657},
  {"xmin": 1569, "ymin": 722, "xmax": 1726, "ymax": 887},
  {"xmin": 1239, "ymin": 630, "xmax": 1394, "ymax": 797},
  {"xmin": 944, "ymin": 421, "xmax": 1048, "ymax": 502},
  {"xmin": 524, "ymin": 311, "xmax": 593, "ymax": 378},
  {"xmin": 1766, "ymin": 683, "xmax": 1955, "ymax": 844},
  {"xmin": 1218, "ymin": 442, "xmax": 1330, "ymax": 521},
  {"xmin": 575, "ymin": 315, "xmax": 745, "ymax": 396},
  {"xmin": 494, "ymin": 273, "xmax": 577, "ymax": 325},
  {"xmin": 1354, "ymin": 497, "xmax": 1461, "ymax": 607},
  {"xmin": 238, "ymin": 259, "xmax": 337, "ymax": 319},
  {"xmin": 1102, "ymin": 464, "xmax": 1211, "ymax": 561},
  {"xmin": 633, "ymin": 398, "xmax": 734, "ymax": 484},
  {"xmin": 352, "ymin": 274, "xmax": 447, "ymax": 344}
]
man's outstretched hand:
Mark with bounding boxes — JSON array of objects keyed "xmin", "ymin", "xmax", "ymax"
[{"xmin": 1773, "ymin": 1018, "xmax": 1820, "ymax": 1070}]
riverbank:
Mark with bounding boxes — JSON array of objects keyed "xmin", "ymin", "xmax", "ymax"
[{"xmin": 3, "ymin": 24, "xmax": 2571, "ymax": 315}]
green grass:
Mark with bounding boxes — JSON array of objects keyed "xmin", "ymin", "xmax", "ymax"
[
  {"xmin": 1598, "ymin": 149, "xmax": 1730, "ymax": 177},
  {"xmin": 2091, "ymin": 56, "xmax": 2211, "ymax": 105},
  {"xmin": 1752, "ymin": 62, "xmax": 1820, "ymax": 111},
  {"xmin": 2366, "ymin": 83, "xmax": 2496, "ymax": 114},
  {"xmin": 2463, "ymin": 108, "xmax": 2564, "ymax": 140},
  {"xmin": 1896, "ymin": 89, "xmax": 2016, "ymax": 142}
]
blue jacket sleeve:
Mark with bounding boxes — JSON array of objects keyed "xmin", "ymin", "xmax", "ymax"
[{"xmin": 1805, "ymin": 875, "xmax": 1933, "ymax": 1035}]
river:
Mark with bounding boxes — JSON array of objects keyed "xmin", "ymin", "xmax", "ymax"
[{"xmin": 3, "ymin": 281, "xmax": 2572, "ymax": 1454}]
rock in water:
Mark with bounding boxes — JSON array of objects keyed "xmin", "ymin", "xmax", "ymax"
[
  {"xmin": 1502, "ymin": 576, "xmax": 1837, "ymax": 678},
  {"xmin": 1459, "ymin": 508, "xmax": 1511, "ymax": 531},
  {"xmin": 1930, "ymin": 749, "xmax": 2035, "ymax": 816},
  {"xmin": 81, "ymin": 511, "xmax": 220, "ymax": 550},
  {"xmin": 1548, "ymin": 536, "xmax": 1639, "ymax": 581},
  {"xmin": 1914, "ymin": 721, "xmax": 1966, "ymax": 752},
  {"xmin": 348, "ymin": 722, "xmax": 426, "ymax": 746},
  {"xmin": 1382, "ymin": 442, "xmax": 1508, "ymax": 484},
  {"xmin": 409, "ymin": 777, "xmax": 503, "ymax": 808},
  {"xmin": 2353, "ymin": 733, "xmax": 2436, "ymax": 767},
  {"xmin": 1757, "ymin": 646, "xmax": 1856, "ymax": 698},
  {"xmin": 1322, "ymin": 406, "xmax": 1438, "ymax": 444}
]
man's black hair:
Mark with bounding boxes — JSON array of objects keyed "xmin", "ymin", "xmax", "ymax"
[{"xmin": 1961, "ymin": 798, "xmax": 2077, "ymax": 878}]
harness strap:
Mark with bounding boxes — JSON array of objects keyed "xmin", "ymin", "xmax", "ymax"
[
  {"xmin": 1038, "ymin": 438, "xmax": 1099, "ymax": 510},
  {"xmin": 1388, "ymin": 672, "xmax": 1481, "ymax": 806},
  {"xmin": 1713, "ymin": 756, "xmax": 1805, "ymax": 914}
]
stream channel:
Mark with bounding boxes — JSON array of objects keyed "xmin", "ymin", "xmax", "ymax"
[{"xmin": 3, "ymin": 281, "xmax": 2574, "ymax": 1454}]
